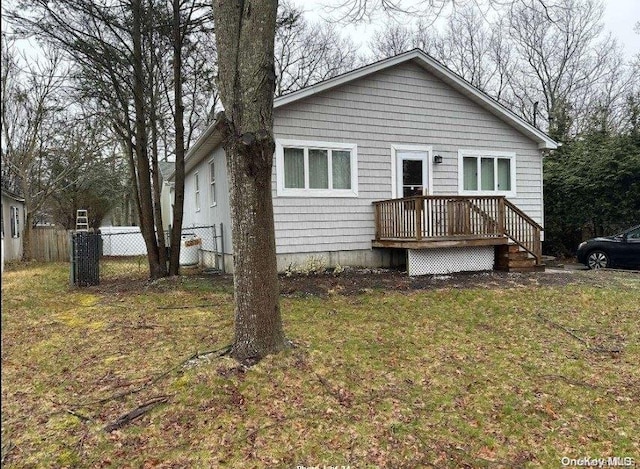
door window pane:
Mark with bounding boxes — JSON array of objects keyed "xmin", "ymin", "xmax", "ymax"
[
  {"xmin": 309, "ymin": 149, "xmax": 328, "ymax": 189},
  {"xmin": 402, "ymin": 160, "xmax": 423, "ymax": 186},
  {"xmin": 481, "ymin": 158, "xmax": 495, "ymax": 190},
  {"xmin": 332, "ymin": 150, "xmax": 351, "ymax": 189},
  {"xmin": 497, "ymin": 158, "xmax": 511, "ymax": 191},
  {"xmin": 463, "ymin": 157, "xmax": 478, "ymax": 190},
  {"xmin": 402, "ymin": 160, "xmax": 423, "ymax": 197},
  {"xmin": 284, "ymin": 147, "xmax": 304, "ymax": 188}
]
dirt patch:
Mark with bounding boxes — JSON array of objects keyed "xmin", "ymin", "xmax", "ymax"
[
  {"xmin": 87, "ymin": 265, "xmax": 636, "ymax": 297},
  {"xmin": 277, "ymin": 267, "xmax": 619, "ymax": 296}
]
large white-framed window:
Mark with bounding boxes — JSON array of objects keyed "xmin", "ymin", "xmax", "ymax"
[
  {"xmin": 458, "ymin": 150, "xmax": 516, "ymax": 197},
  {"xmin": 208, "ymin": 159, "xmax": 216, "ymax": 207},
  {"xmin": 10, "ymin": 205, "xmax": 19, "ymax": 238},
  {"xmin": 275, "ymin": 139, "xmax": 358, "ymax": 197},
  {"xmin": 194, "ymin": 171, "xmax": 201, "ymax": 212}
]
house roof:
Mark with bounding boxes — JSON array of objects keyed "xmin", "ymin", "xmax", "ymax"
[
  {"xmin": 158, "ymin": 160, "xmax": 175, "ymax": 182},
  {"xmin": 173, "ymin": 48, "xmax": 558, "ymax": 179},
  {"xmin": 1, "ymin": 188, "xmax": 25, "ymax": 203},
  {"xmin": 1, "ymin": 177, "xmax": 25, "ymax": 203},
  {"xmin": 276, "ymin": 49, "xmax": 558, "ymax": 150}
]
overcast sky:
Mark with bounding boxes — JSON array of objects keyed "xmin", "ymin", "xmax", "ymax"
[
  {"xmin": 293, "ymin": 0, "xmax": 640, "ymax": 61},
  {"xmin": 4, "ymin": 0, "xmax": 638, "ymax": 61}
]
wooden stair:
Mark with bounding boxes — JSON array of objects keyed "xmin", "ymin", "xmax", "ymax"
[{"xmin": 495, "ymin": 244, "xmax": 545, "ymax": 272}]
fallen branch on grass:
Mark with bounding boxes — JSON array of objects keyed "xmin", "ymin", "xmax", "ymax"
[
  {"xmin": 68, "ymin": 344, "xmax": 232, "ymax": 408},
  {"xmin": 67, "ymin": 409, "xmax": 94, "ymax": 422},
  {"xmin": 314, "ymin": 372, "xmax": 354, "ymax": 407},
  {"xmin": 1, "ymin": 441, "xmax": 16, "ymax": 465},
  {"xmin": 104, "ymin": 396, "xmax": 169, "ymax": 432},
  {"xmin": 157, "ymin": 304, "xmax": 216, "ymax": 310},
  {"xmin": 536, "ymin": 313, "xmax": 589, "ymax": 345},
  {"xmin": 536, "ymin": 313, "xmax": 623, "ymax": 355}
]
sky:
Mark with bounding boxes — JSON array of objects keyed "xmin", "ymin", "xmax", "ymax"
[
  {"xmin": 292, "ymin": 0, "xmax": 640, "ymax": 61},
  {"xmin": 3, "ymin": 0, "xmax": 638, "ymax": 63}
]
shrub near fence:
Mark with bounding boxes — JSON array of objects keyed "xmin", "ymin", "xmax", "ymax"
[{"xmin": 30, "ymin": 227, "xmax": 71, "ymax": 262}]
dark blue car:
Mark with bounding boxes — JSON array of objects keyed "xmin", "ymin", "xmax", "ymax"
[{"xmin": 576, "ymin": 224, "xmax": 640, "ymax": 269}]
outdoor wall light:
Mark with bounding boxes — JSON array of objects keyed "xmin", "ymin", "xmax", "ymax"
[{"xmin": 433, "ymin": 154, "xmax": 443, "ymax": 164}]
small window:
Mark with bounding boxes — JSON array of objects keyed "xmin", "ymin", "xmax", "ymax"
[
  {"xmin": 463, "ymin": 157, "xmax": 478, "ymax": 190},
  {"xmin": 284, "ymin": 148, "xmax": 304, "ymax": 189},
  {"xmin": 277, "ymin": 140, "xmax": 358, "ymax": 197},
  {"xmin": 459, "ymin": 151, "xmax": 515, "ymax": 196},
  {"xmin": 194, "ymin": 172, "xmax": 200, "ymax": 211},
  {"xmin": 332, "ymin": 150, "xmax": 351, "ymax": 189},
  {"xmin": 10, "ymin": 205, "xmax": 20, "ymax": 238},
  {"xmin": 209, "ymin": 160, "xmax": 216, "ymax": 206},
  {"xmin": 309, "ymin": 149, "xmax": 329, "ymax": 189}
]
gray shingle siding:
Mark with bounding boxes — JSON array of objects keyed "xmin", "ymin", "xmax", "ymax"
[{"xmin": 272, "ymin": 60, "xmax": 544, "ymax": 254}]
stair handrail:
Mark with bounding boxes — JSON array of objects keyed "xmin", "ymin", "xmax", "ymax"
[{"xmin": 502, "ymin": 199, "xmax": 543, "ymax": 264}]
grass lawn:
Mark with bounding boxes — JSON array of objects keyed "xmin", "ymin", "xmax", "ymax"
[{"xmin": 1, "ymin": 262, "xmax": 639, "ymax": 468}]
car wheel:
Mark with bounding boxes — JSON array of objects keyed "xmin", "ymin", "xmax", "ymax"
[{"xmin": 587, "ymin": 250, "xmax": 609, "ymax": 269}]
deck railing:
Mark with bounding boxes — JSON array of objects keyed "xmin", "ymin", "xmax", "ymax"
[
  {"xmin": 373, "ymin": 195, "xmax": 542, "ymax": 264},
  {"xmin": 503, "ymin": 199, "xmax": 543, "ymax": 262}
]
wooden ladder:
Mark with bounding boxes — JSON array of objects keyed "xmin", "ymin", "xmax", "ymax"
[{"xmin": 76, "ymin": 209, "xmax": 89, "ymax": 232}]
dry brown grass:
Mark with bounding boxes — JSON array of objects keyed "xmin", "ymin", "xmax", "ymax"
[{"xmin": 2, "ymin": 262, "xmax": 639, "ymax": 467}]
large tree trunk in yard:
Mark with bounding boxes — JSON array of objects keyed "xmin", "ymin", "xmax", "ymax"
[
  {"xmin": 169, "ymin": 0, "xmax": 186, "ymax": 277},
  {"xmin": 22, "ymin": 211, "xmax": 34, "ymax": 261},
  {"xmin": 132, "ymin": 0, "xmax": 166, "ymax": 280},
  {"xmin": 213, "ymin": 0, "xmax": 287, "ymax": 362}
]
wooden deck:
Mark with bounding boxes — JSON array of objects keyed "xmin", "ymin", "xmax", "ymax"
[{"xmin": 373, "ymin": 195, "xmax": 543, "ymax": 265}]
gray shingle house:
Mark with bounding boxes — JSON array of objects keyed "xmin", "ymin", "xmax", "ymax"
[{"xmin": 173, "ymin": 49, "xmax": 558, "ymax": 275}]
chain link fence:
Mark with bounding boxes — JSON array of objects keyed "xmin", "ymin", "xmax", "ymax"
[{"xmin": 70, "ymin": 225, "xmax": 224, "ymax": 285}]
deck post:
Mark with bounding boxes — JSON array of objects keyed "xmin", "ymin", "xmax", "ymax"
[
  {"xmin": 497, "ymin": 197, "xmax": 506, "ymax": 236},
  {"xmin": 534, "ymin": 226, "xmax": 542, "ymax": 264},
  {"xmin": 374, "ymin": 203, "xmax": 381, "ymax": 240},
  {"xmin": 415, "ymin": 197, "xmax": 423, "ymax": 240}
]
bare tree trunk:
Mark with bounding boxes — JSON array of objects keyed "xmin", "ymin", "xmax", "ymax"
[
  {"xmin": 149, "ymin": 22, "xmax": 167, "ymax": 270},
  {"xmin": 132, "ymin": 0, "xmax": 165, "ymax": 279},
  {"xmin": 22, "ymin": 211, "xmax": 34, "ymax": 261},
  {"xmin": 169, "ymin": 0, "xmax": 185, "ymax": 276},
  {"xmin": 213, "ymin": 0, "xmax": 286, "ymax": 362}
]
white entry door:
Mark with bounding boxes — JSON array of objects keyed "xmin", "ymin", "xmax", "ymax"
[{"xmin": 395, "ymin": 150, "xmax": 430, "ymax": 198}]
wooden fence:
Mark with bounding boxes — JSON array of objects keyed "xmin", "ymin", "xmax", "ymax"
[{"xmin": 30, "ymin": 228, "xmax": 71, "ymax": 262}]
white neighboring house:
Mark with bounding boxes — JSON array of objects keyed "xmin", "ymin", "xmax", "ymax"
[
  {"xmin": 171, "ymin": 49, "xmax": 558, "ymax": 275},
  {"xmin": 2, "ymin": 187, "xmax": 26, "ymax": 271},
  {"xmin": 158, "ymin": 160, "xmax": 175, "ymax": 233}
]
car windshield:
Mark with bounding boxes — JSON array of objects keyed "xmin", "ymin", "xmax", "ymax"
[
  {"xmin": 613, "ymin": 225, "xmax": 640, "ymax": 238},
  {"xmin": 626, "ymin": 226, "xmax": 640, "ymax": 239}
]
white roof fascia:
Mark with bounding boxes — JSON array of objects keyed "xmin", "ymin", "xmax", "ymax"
[{"xmin": 168, "ymin": 119, "xmax": 221, "ymax": 181}]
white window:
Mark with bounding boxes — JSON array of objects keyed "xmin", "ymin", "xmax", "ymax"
[
  {"xmin": 10, "ymin": 205, "xmax": 20, "ymax": 238},
  {"xmin": 276, "ymin": 139, "xmax": 358, "ymax": 197},
  {"xmin": 458, "ymin": 150, "xmax": 516, "ymax": 196},
  {"xmin": 208, "ymin": 160, "xmax": 216, "ymax": 207},
  {"xmin": 194, "ymin": 172, "xmax": 200, "ymax": 211}
]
